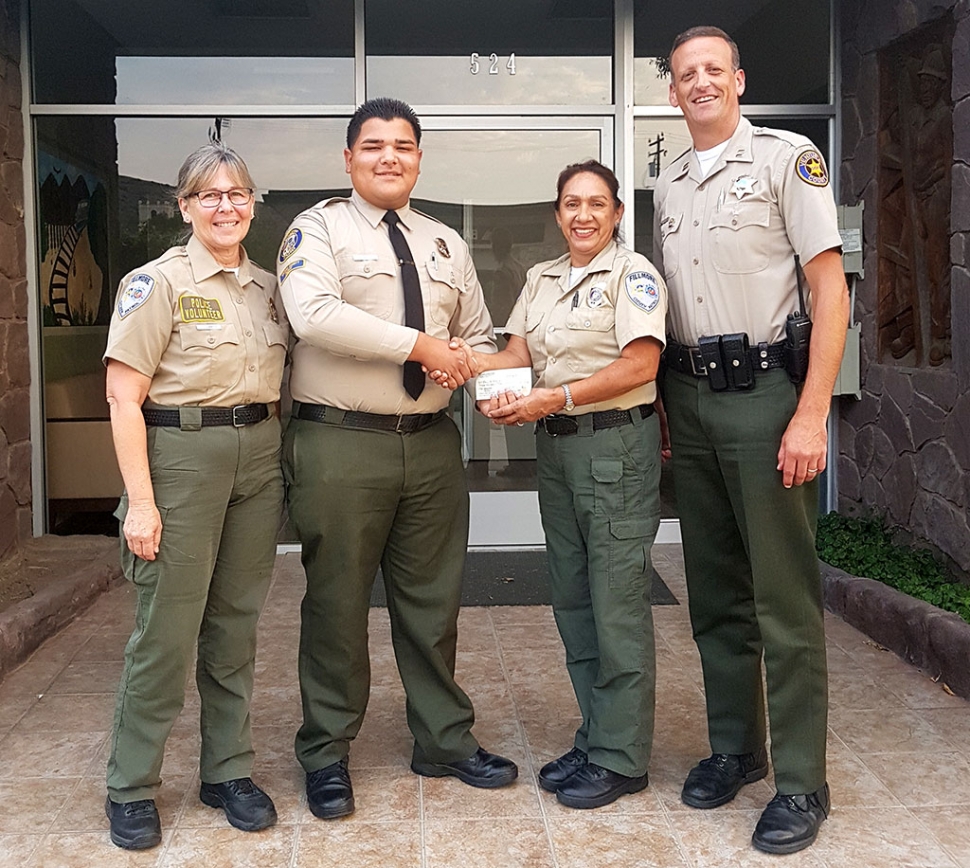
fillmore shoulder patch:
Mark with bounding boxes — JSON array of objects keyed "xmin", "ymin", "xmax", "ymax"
[
  {"xmin": 118, "ymin": 273, "xmax": 155, "ymax": 319},
  {"xmin": 280, "ymin": 258, "xmax": 306, "ymax": 283},
  {"xmin": 279, "ymin": 228, "xmax": 303, "ymax": 263},
  {"xmin": 795, "ymin": 150, "xmax": 829, "ymax": 187},
  {"xmin": 624, "ymin": 271, "xmax": 661, "ymax": 313},
  {"xmin": 179, "ymin": 295, "xmax": 225, "ymax": 323}
]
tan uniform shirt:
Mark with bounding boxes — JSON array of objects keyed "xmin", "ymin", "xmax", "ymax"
[
  {"xmin": 653, "ymin": 117, "xmax": 843, "ymax": 346},
  {"xmin": 505, "ymin": 241, "xmax": 667, "ymax": 412},
  {"xmin": 278, "ymin": 191, "xmax": 496, "ymax": 414},
  {"xmin": 103, "ymin": 234, "xmax": 289, "ymax": 406}
]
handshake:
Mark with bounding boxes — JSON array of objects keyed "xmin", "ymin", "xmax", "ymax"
[{"xmin": 413, "ymin": 334, "xmax": 487, "ymax": 391}]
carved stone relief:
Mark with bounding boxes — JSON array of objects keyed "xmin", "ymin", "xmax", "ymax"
[{"xmin": 877, "ymin": 22, "xmax": 953, "ymax": 366}]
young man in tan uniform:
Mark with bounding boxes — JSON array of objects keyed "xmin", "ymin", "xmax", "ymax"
[
  {"xmin": 653, "ymin": 27, "xmax": 849, "ymax": 854},
  {"xmin": 277, "ymin": 97, "xmax": 516, "ymax": 821}
]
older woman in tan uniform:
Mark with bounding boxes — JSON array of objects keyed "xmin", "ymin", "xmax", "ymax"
[
  {"xmin": 102, "ymin": 143, "xmax": 287, "ymax": 850},
  {"xmin": 456, "ymin": 160, "xmax": 667, "ymax": 809}
]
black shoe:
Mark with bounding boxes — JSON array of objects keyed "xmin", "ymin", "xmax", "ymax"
[
  {"xmin": 306, "ymin": 758, "xmax": 355, "ymax": 819},
  {"xmin": 105, "ymin": 797, "xmax": 162, "ymax": 850},
  {"xmin": 681, "ymin": 748, "xmax": 769, "ymax": 809},
  {"xmin": 752, "ymin": 784, "xmax": 830, "ymax": 854},
  {"xmin": 555, "ymin": 762, "xmax": 648, "ymax": 809},
  {"xmin": 538, "ymin": 748, "xmax": 588, "ymax": 793},
  {"xmin": 200, "ymin": 777, "xmax": 277, "ymax": 832},
  {"xmin": 411, "ymin": 747, "xmax": 518, "ymax": 789}
]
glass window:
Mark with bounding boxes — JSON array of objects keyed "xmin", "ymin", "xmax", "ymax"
[
  {"xmin": 634, "ymin": 0, "xmax": 831, "ymax": 105},
  {"xmin": 30, "ymin": 0, "xmax": 355, "ymax": 104},
  {"xmin": 35, "ymin": 115, "xmax": 350, "ymax": 531},
  {"xmin": 365, "ymin": 0, "xmax": 613, "ymax": 105}
]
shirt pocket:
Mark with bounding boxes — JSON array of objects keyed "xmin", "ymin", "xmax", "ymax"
[
  {"xmin": 178, "ymin": 322, "xmax": 241, "ymax": 396},
  {"xmin": 425, "ymin": 259, "xmax": 465, "ymax": 327},
  {"xmin": 335, "ymin": 253, "xmax": 398, "ymax": 319},
  {"xmin": 564, "ymin": 308, "xmax": 616, "ymax": 373},
  {"xmin": 260, "ymin": 322, "xmax": 288, "ymax": 395},
  {"xmin": 709, "ymin": 202, "xmax": 771, "ymax": 274},
  {"xmin": 659, "ymin": 212, "xmax": 684, "ymax": 277}
]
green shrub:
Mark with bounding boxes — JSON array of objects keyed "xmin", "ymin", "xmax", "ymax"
[{"xmin": 816, "ymin": 511, "xmax": 970, "ymax": 624}]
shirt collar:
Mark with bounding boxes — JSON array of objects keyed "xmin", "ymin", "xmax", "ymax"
[
  {"xmin": 540, "ymin": 240, "xmax": 619, "ymax": 288},
  {"xmin": 185, "ymin": 234, "xmax": 261, "ymax": 287},
  {"xmin": 687, "ymin": 116, "xmax": 754, "ymax": 182},
  {"xmin": 352, "ymin": 189, "xmax": 414, "ymax": 231}
]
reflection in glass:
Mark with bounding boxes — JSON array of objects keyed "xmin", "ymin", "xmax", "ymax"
[
  {"xmin": 633, "ymin": 0, "xmax": 831, "ymax": 105},
  {"xmin": 30, "ymin": 0, "xmax": 354, "ymax": 105},
  {"xmin": 365, "ymin": 0, "xmax": 612, "ymax": 105},
  {"xmin": 367, "ymin": 56, "xmax": 611, "ymax": 106}
]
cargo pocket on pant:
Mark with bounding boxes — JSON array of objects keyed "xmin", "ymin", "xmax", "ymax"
[
  {"xmin": 592, "ymin": 458, "xmax": 624, "ymax": 514},
  {"xmin": 608, "ymin": 517, "xmax": 650, "ymax": 589},
  {"xmin": 113, "ymin": 494, "xmax": 136, "ymax": 581}
]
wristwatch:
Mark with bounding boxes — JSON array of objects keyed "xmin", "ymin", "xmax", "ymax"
[{"xmin": 561, "ymin": 383, "xmax": 575, "ymax": 413}]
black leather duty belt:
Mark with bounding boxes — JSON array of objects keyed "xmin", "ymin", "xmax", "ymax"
[
  {"xmin": 142, "ymin": 403, "xmax": 269, "ymax": 427},
  {"xmin": 294, "ymin": 402, "xmax": 446, "ymax": 434},
  {"xmin": 537, "ymin": 404, "xmax": 655, "ymax": 437},
  {"xmin": 663, "ymin": 338, "xmax": 786, "ymax": 378}
]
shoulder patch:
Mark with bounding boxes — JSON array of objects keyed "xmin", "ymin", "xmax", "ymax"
[
  {"xmin": 795, "ymin": 150, "xmax": 829, "ymax": 187},
  {"xmin": 279, "ymin": 228, "xmax": 303, "ymax": 263},
  {"xmin": 279, "ymin": 258, "xmax": 306, "ymax": 284},
  {"xmin": 117, "ymin": 273, "xmax": 155, "ymax": 319},
  {"xmin": 624, "ymin": 271, "xmax": 661, "ymax": 314}
]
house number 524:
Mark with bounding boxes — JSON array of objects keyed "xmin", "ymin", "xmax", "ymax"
[{"xmin": 470, "ymin": 53, "xmax": 517, "ymax": 75}]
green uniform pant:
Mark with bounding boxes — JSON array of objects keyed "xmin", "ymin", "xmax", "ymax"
[
  {"xmin": 664, "ymin": 368, "xmax": 828, "ymax": 794},
  {"xmin": 283, "ymin": 413, "xmax": 479, "ymax": 772},
  {"xmin": 107, "ymin": 414, "xmax": 283, "ymax": 802},
  {"xmin": 535, "ymin": 410, "xmax": 661, "ymax": 777}
]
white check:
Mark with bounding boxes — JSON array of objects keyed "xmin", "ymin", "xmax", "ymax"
[{"xmin": 475, "ymin": 367, "xmax": 534, "ymax": 401}]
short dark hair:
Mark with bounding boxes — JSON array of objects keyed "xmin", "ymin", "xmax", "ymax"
[
  {"xmin": 554, "ymin": 160, "xmax": 623, "ymax": 241},
  {"xmin": 668, "ymin": 26, "xmax": 741, "ymax": 74},
  {"xmin": 346, "ymin": 97, "xmax": 422, "ymax": 149}
]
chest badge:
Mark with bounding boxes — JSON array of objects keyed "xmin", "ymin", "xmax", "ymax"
[
  {"xmin": 434, "ymin": 237, "xmax": 451, "ymax": 258},
  {"xmin": 268, "ymin": 297, "xmax": 279, "ymax": 324},
  {"xmin": 730, "ymin": 176, "xmax": 757, "ymax": 200},
  {"xmin": 587, "ymin": 285, "xmax": 606, "ymax": 308}
]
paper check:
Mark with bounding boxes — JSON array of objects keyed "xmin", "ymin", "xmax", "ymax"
[{"xmin": 475, "ymin": 367, "xmax": 534, "ymax": 401}]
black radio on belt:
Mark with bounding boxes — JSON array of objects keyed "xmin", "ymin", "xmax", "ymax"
[{"xmin": 784, "ymin": 254, "xmax": 813, "ymax": 385}]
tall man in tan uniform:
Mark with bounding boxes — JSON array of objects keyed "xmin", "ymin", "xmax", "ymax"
[
  {"xmin": 278, "ymin": 98, "xmax": 517, "ymax": 821},
  {"xmin": 653, "ymin": 28, "xmax": 849, "ymax": 854}
]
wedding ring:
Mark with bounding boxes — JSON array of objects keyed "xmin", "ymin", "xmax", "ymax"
[
  {"xmin": 807, "ymin": 468, "xmax": 818, "ymax": 474},
  {"xmin": 516, "ymin": 422, "xmax": 524, "ymax": 427}
]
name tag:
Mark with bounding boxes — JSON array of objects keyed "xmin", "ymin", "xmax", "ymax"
[
  {"xmin": 179, "ymin": 295, "xmax": 225, "ymax": 323},
  {"xmin": 352, "ymin": 254, "xmax": 379, "ymax": 262}
]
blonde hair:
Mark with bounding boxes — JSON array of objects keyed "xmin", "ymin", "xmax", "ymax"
[{"xmin": 174, "ymin": 142, "xmax": 256, "ymax": 199}]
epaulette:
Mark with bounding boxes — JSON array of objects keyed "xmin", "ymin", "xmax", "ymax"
[
  {"xmin": 752, "ymin": 126, "xmax": 813, "ymax": 151},
  {"xmin": 410, "ymin": 206, "xmax": 447, "ymax": 226}
]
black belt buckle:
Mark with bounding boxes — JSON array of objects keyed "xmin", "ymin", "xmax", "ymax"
[
  {"xmin": 688, "ymin": 348, "xmax": 707, "ymax": 377},
  {"xmin": 231, "ymin": 405, "xmax": 249, "ymax": 427},
  {"xmin": 394, "ymin": 414, "xmax": 409, "ymax": 433}
]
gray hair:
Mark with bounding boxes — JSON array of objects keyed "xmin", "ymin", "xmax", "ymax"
[{"xmin": 174, "ymin": 142, "xmax": 256, "ymax": 200}]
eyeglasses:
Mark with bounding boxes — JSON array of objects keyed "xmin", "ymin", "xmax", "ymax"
[{"xmin": 191, "ymin": 188, "xmax": 254, "ymax": 208}]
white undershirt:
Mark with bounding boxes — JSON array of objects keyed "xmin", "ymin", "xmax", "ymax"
[
  {"xmin": 568, "ymin": 266, "xmax": 586, "ymax": 289},
  {"xmin": 695, "ymin": 141, "xmax": 730, "ymax": 179}
]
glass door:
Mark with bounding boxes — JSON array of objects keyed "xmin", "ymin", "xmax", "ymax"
[{"xmin": 416, "ymin": 117, "xmax": 612, "ymax": 547}]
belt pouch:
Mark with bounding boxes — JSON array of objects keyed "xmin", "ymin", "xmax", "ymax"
[
  {"xmin": 721, "ymin": 332, "xmax": 755, "ymax": 390},
  {"xmin": 697, "ymin": 335, "xmax": 729, "ymax": 391},
  {"xmin": 178, "ymin": 407, "xmax": 203, "ymax": 431}
]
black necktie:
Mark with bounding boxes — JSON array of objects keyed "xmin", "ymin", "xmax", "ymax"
[{"xmin": 383, "ymin": 210, "xmax": 426, "ymax": 400}]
